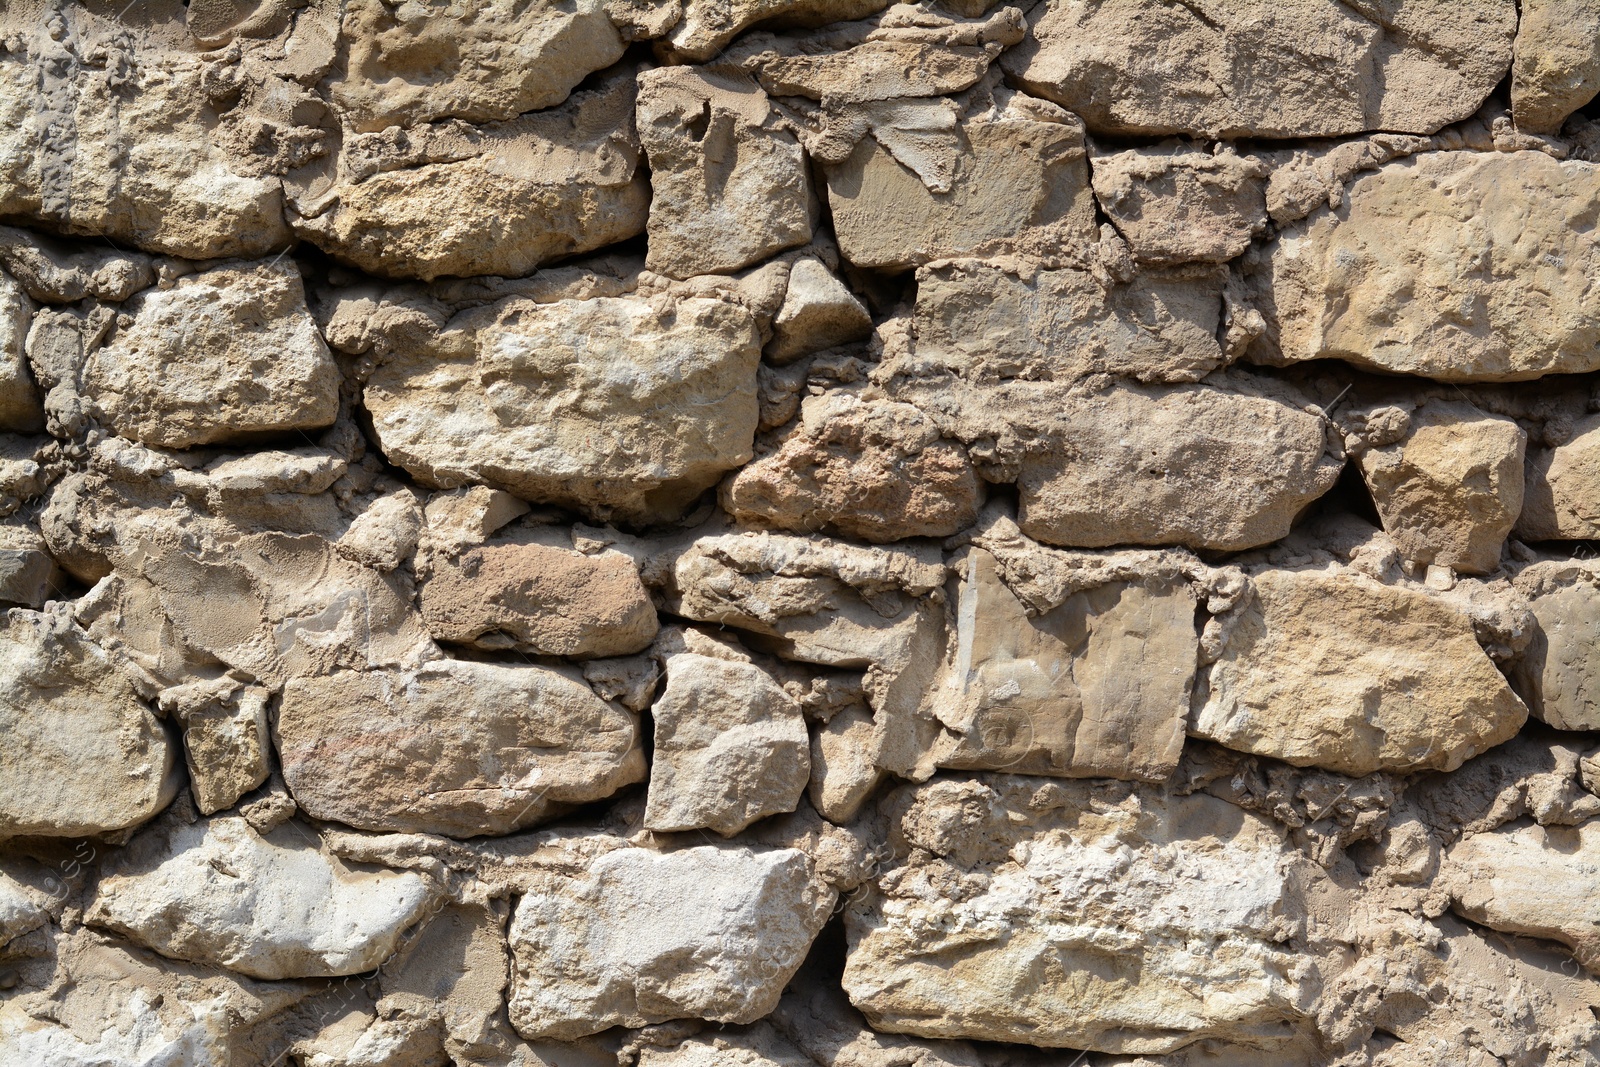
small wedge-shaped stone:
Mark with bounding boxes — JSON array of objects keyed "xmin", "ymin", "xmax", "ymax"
[
  {"xmin": 366, "ymin": 290, "xmax": 761, "ymax": 524},
  {"xmin": 1091, "ymin": 143, "xmax": 1268, "ymax": 265},
  {"xmin": 823, "ymin": 90, "xmax": 1096, "ymax": 270},
  {"xmin": 1015, "ymin": 381, "xmax": 1341, "ymax": 552},
  {"xmin": 844, "ymin": 775, "xmax": 1310, "ymax": 1053},
  {"xmin": 723, "ymin": 393, "xmax": 982, "ymax": 543},
  {"xmin": 0, "ymin": 608, "xmax": 178, "ymax": 838},
  {"xmin": 161, "ymin": 680, "xmax": 272, "ymax": 817},
  {"xmin": 1253, "ymin": 152, "xmax": 1600, "ymax": 382},
  {"xmin": 666, "ymin": 0, "xmax": 893, "ymax": 62},
  {"xmin": 508, "ymin": 841, "xmax": 832, "ymax": 1039},
  {"xmin": 0, "ymin": 272, "xmax": 41, "ymax": 434},
  {"xmin": 1512, "ymin": 0, "xmax": 1600, "ymax": 133},
  {"xmin": 645, "ymin": 650, "xmax": 811, "ymax": 836},
  {"xmin": 1003, "ymin": 0, "xmax": 1516, "ymax": 139},
  {"xmin": 765, "ymin": 258, "xmax": 872, "ymax": 364},
  {"xmin": 1350, "ymin": 399, "xmax": 1525, "ymax": 575},
  {"xmin": 930, "ymin": 548, "xmax": 1195, "ymax": 781},
  {"xmin": 330, "ymin": 0, "xmax": 629, "ymax": 132},
  {"xmin": 294, "ymin": 73, "xmax": 648, "ymax": 281},
  {"xmin": 279, "ymin": 661, "xmax": 646, "ymax": 838},
  {"xmin": 1512, "ymin": 559, "xmax": 1600, "ymax": 731},
  {"xmin": 1444, "ymin": 820, "xmax": 1600, "ymax": 972},
  {"xmin": 1193, "ymin": 568, "xmax": 1527, "ymax": 776},
  {"xmin": 82, "ymin": 262, "xmax": 339, "ymax": 449},
  {"xmin": 638, "ymin": 67, "xmax": 812, "ymax": 279},
  {"xmin": 1520, "ymin": 412, "xmax": 1600, "ymax": 541},
  {"xmin": 88, "ymin": 813, "xmax": 438, "ymax": 980}
]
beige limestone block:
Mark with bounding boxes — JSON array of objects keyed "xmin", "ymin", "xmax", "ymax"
[
  {"xmin": 822, "ymin": 91, "xmax": 1097, "ymax": 270},
  {"xmin": 638, "ymin": 66, "xmax": 812, "ymax": 279},
  {"xmin": 160, "ymin": 680, "xmax": 272, "ymax": 817},
  {"xmin": 912, "ymin": 260, "xmax": 1227, "ymax": 385},
  {"xmin": 1003, "ymin": 0, "xmax": 1516, "ymax": 139},
  {"xmin": 88, "ymin": 813, "xmax": 439, "ymax": 980},
  {"xmin": 330, "ymin": 0, "xmax": 627, "ymax": 132},
  {"xmin": 807, "ymin": 701, "xmax": 883, "ymax": 824},
  {"xmin": 82, "ymin": 262, "xmax": 339, "ymax": 449},
  {"xmin": 420, "ymin": 538, "xmax": 658, "ymax": 658},
  {"xmin": 365, "ymin": 291, "xmax": 761, "ymax": 524},
  {"xmin": 0, "ymin": 608, "xmax": 178, "ymax": 839},
  {"xmin": 645, "ymin": 651, "xmax": 811, "ymax": 836},
  {"xmin": 1512, "ymin": 559, "xmax": 1600, "ymax": 731},
  {"xmin": 1193, "ymin": 569, "xmax": 1527, "ymax": 776},
  {"xmin": 723, "ymin": 393, "xmax": 983, "ymax": 544},
  {"xmin": 0, "ymin": 225, "xmax": 155, "ymax": 304},
  {"xmin": 0, "ymin": 523, "xmax": 60, "ymax": 608},
  {"xmin": 1091, "ymin": 143, "xmax": 1268, "ymax": 265},
  {"xmin": 1521, "ymin": 412, "xmax": 1600, "ymax": 541},
  {"xmin": 930, "ymin": 548, "xmax": 1195, "ymax": 782},
  {"xmin": 1254, "ymin": 151, "xmax": 1600, "ymax": 382},
  {"xmin": 509, "ymin": 841, "xmax": 833, "ymax": 1039},
  {"xmin": 0, "ymin": 271, "xmax": 41, "ymax": 434},
  {"xmin": 278, "ymin": 660, "xmax": 646, "ymax": 838},
  {"xmin": 666, "ymin": 0, "xmax": 892, "ymax": 62},
  {"xmin": 1351, "ymin": 399, "xmax": 1525, "ymax": 575},
  {"xmin": 1512, "ymin": 0, "xmax": 1600, "ymax": 133},
  {"xmin": 379, "ymin": 899, "xmax": 518, "ymax": 1066},
  {"xmin": 1014, "ymin": 382, "xmax": 1341, "ymax": 552},
  {"xmin": 843, "ymin": 776, "xmax": 1310, "ymax": 1053},
  {"xmin": 1444, "ymin": 820, "xmax": 1600, "ymax": 972},
  {"xmin": 764, "ymin": 258, "xmax": 872, "ymax": 364},
  {"xmin": 293, "ymin": 73, "xmax": 649, "ymax": 281}
]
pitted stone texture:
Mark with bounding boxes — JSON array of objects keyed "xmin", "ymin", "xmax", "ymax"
[
  {"xmin": 294, "ymin": 73, "xmax": 649, "ymax": 281},
  {"xmin": 508, "ymin": 841, "xmax": 833, "ymax": 1039},
  {"xmin": 821, "ymin": 90, "xmax": 1097, "ymax": 270},
  {"xmin": 1193, "ymin": 568, "xmax": 1527, "ymax": 776},
  {"xmin": 1252, "ymin": 151, "xmax": 1600, "ymax": 382},
  {"xmin": 365, "ymin": 290, "xmax": 761, "ymax": 524},
  {"xmin": 82, "ymin": 262, "xmax": 339, "ymax": 449},
  {"xmin": 278, "ymin": 661, "xmax": 646, "ymax": 838},
  {"xmin": 645, "ymin": 650, "xmax": 811, "ymax": 836},
  {"xmin": 1520, "ymin": 412, "xmax": 1600, "ymax": 541},
  {"xmin": 723, "ymin": 393, "xmax": 982, "ymax": 543},
  {"xmin": 161, "ymin": 679, "xmax": 272, "ymax": 817},
  {"xmin": 638, "ymin": 66, "xmax": 812, "ymax": 279},
  {"xmin": 1512, "ymin": 0, "xmax": 1600, "ymax": 133},
  {"xmin": 329, "ymin": 0, "xmax": 629, "ymax": 132},
  {"xmin": 929, "ymin": 548, "xmax": 1196, "ymax": 781},
  {"xmin": 1090, "ymin": 143, "xmax": 1268, "ymax": 265},
  {"xmin": 1513, "ymin": 559, "xmax": 1600, "ymax": 731},
  {"xmin": 88, "ymin": 813, "xmax": 439, "ymax": 980},
  {"xmin": 1013, "ymin": 381, "xmax": 1341, "ymax": 552},
  {"xmin": 0, "ymin": 608, "xmax": 178, "ymax": 838},
  {"xmin": 844, "ymin": 776, "xmax": 1310, "ymax": 1053},
  {"xmin": 1003, "ymin": 0, "xmax": 1516, "ymax": 139},
  {"xmin": 1348, "ymin": 399, "xmax": 1525, "ymax": 575}
]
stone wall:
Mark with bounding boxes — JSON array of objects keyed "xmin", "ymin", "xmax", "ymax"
[{"xmin": 4, "ymin": 1, "xmax": 1600, "ymax": 1064}]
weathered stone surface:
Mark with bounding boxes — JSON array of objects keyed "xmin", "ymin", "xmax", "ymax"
[
  {"xmin": 1003, "ymin": 0, "xmax": 1517, "ymax": 139},
  {"xmin": 844, "ymin": 775, "xmax": 1310, "ymax": 1053},
  {"xmin": 293, "ymin": 73, "xmax": 649, "ymax": 281},
  {"xmin": 1521, "ymin": 411, "xmax": 1600, "ymax": 541},
  {"xmin": 161, "ymin": 679, "xmax": 272, "ymax": 817},
  {"xmin": 365, "ymin": 290, "xmax": 761, "ymax": 523},
  {"xmin": 81, "ymin": 262, "xmax": 339, "ymax": 449},
  {"xmin": 0, "ymin": 270, "xmax": 41, "ymax": 433},
  {"xmin": 1251, "ymin": 151, "xmax": 1600, "ymax": 381},
  {"xmin": 1193, "ymin": 567, "xmax": 1527, "ymax": 776},
  {"xmin": 329, "ymin": 0, "xmax": 630, "ymax": 132},
  {"xmin": 820, "ymin": 89, "xmax": 1097, "ymax": 269},
  {"xmin": 0, "ymin": 608, "xmax": 178, "ymax": 838},
  {"xmin": 1512, "ymin": 0, "xmax": 1600, "ymax": 133},
  {"xmin": 929, "ymin": 547, "xmax": 1196, "ymax": 781},
  {"xmin": 1512, "ymin": 559, "xmax": 1600, "ymax": 731},
  {"xmin": 1091, "ymin": 143, "xmax": 1268, "ymax": 265},
  {"xmin": 638, "ymin": 67, "xmax": 812, "ymax": 278},
  {"xmin": 88, "ymin": 812, "xmax": 439, "ymax": 980},
  {"xmin": 723, "ymin": 393, "xmax": 982, "ymax": 543},
  {"xmin": 0, "ymin": 523, "xmax": 60, "ymax": 608},
  {"xmin": 666, "ymin": 0, "xmax": 893, "ymax": 62},
  {"xmin": 1013, "ymin": 380, "xmax": 1342, "ymax": 552},
  {"xmin": 1443, "ymin": 820, "xmax": 1600, "ymax": 972},
  {"xmin": 278, "ymin": 660, "xmax": 646, "ymax": 837},
  {"xmin": 508, "ymin": 841, "xmax": 833, "ymax": 1039},
  {"xmin": 1345, "ymin": 398, "xmax": 1525, "ymax": 575},
  {"xmin": 764, "ymin": 257, "xmax": 872, "ymax": 364},
  {"xmin": 645, "ymin": 647, "xmax": 811, "ymax": 836},
  {"xmin": 807, "ymin": 700, "xmax": 883, "ymax": 824}
]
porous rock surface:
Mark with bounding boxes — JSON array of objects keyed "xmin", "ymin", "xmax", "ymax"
[{"xmin": 6, "ymin": 3, "xmax": 1600, "ymax": 1066}]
